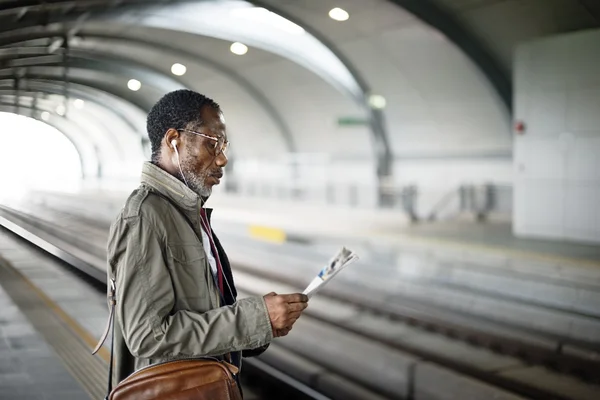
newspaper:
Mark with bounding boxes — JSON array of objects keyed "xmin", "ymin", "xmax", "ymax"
[{"xmin": 303, "ymin": 247, "xmax": 359, "ymax": 299}]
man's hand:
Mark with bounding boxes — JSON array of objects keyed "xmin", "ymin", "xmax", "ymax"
[{"xmin": 263, "ymin": 292, "xmax": 308, "ymax": 338}]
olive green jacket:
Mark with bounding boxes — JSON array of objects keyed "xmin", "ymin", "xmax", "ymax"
[{"xmin": 106, "ymin": 162, "xmax": 273, "ymax": 383}]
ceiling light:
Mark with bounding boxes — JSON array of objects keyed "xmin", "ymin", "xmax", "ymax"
[
  {"xmin": 230, "ymin": 42, "xmax": 248, "ymax": 55},
  {"xmin": 41, "ymin": 111, "xmax": 50, "ymax": 121},
  {"xmin": 329, "ymin": 7, "xmax": 349, "ymax": 21},
  {"xmin": 171, "ymin": 63, "xmax": 187, "ymax": 76},
  {"xmin": 127, "ymin": 79, "xmax": 141, "ymax": 91},
  {"xmin": 56, "ymin": 104, "xmax": 66, "ymax": 116},
  {"xmin": 74, "ymin": 99, "xmax": 85, "ymax": 109},
  {"xmin": 368, "ymin": 94, "xmax": 386, "ymax": 109}
]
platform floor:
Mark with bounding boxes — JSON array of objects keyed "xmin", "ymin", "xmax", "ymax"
[
  {"xmin": 0, "ymin": 227, "xmax": 266, "ymax": 400},
  {"xmin": 0, "ymin": 269, "xmax": 90, "ymax": 400},
  {"xmin": 0, "ymin": 226, "xmax": 108, "ymax": 400},
  {"xmin": 399, "ymin": 220, "xmax": 600, "ymax": 264},
  {"xmin": 209, "ymin": 194, "xmax": 600, "ymax": 266},
  {"xmin": 19, "ymin": 190, "xmax": 600, "ymax": 268}
]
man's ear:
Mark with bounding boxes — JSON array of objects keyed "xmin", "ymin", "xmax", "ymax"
[{"xmin": 164, "ymin": 128, "xmax": 180, "ymax": 152}]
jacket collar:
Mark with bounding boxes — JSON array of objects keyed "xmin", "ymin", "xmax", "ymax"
[{"xmin": 140, "ymin": 161, "xmax": 204, "ymax": 214}]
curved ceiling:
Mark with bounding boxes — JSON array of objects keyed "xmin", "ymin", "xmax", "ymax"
[
  {"xmin": 0, "ymin": 0, "xmax": 597, "ymax": 187},
  {"xmin": 0, "ymin": 0, "xmax": 391, "ymax": 179}
]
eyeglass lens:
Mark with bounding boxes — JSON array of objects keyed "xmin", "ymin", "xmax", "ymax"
[{"xmin": 214, "ymin": 136, "xmax": 228, "ymax": 156}]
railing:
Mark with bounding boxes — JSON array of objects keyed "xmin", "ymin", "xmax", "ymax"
[
  {"xmin": 223, "ymin": 178, "xmax": 380, "ymax": 209},
  {"xmin": 426, "ymin": 184, "xmax": 513, "ymax": 222},
  {"xmin": 222, "ymin": 177, "xmax": 513, "ymax": 222}
]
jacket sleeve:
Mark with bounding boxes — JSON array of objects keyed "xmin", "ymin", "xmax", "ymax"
[
  {"xmin": 109, "ymin": 215, "xmax": 274, "ymax": 360},
  {"xmin": 242, "ymin": 343, "xmax": 270, "ymax": 358}
]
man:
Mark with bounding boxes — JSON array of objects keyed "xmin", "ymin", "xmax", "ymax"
[{"xmin": 105, "ymin": 89, "xmax": 309, "ymax": 390}]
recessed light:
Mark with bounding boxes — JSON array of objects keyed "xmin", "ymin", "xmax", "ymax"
[
  {"xmin": 230, "ymin": 42, "xmax": 248, "ymax": 55},
  {"xmin": 128, "ymin": 79, "xmax": 141, "ymax": 91},
  {"xmin": 41, "ymin": 111, "xmax": 50, "ymax": 121},
  {"xmin": 74, "ymin": 99, "xmax": 85, "ymax": 109},
  {"xmin": 56, "ymin": 104, "xmax": 66, "ymax": 116},
  {"xmin": 171, "ymin": 63, "xmax": 187, "ymax": 76},
  {"xmin": 369, "ymin": 94, "xmax": 386, "ymax": 109},
  {"xmin": 329, "ymin": 7, "xmax": 349, "ymax": 21}
]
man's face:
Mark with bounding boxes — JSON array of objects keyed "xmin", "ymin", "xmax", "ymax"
[{"xmin": 179, "ymin": 106, "xmax": 228, "ymax": 198}]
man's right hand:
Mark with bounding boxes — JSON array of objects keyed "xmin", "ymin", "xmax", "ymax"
[{"xmin": 263, "ymin": 292, "xmax": 308, "ymax": 337}]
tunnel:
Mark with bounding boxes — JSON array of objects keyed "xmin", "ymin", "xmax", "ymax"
[{"xmin": 0, "ymin": 1, "xmax": 599, "ymax": 400}]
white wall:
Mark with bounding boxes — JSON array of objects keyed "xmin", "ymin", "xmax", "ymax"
[
  {"xmin": 227, "ymin": 154, "xmax": 512, "ymax": 217},
  {"xmin": 514, "ymin": 29, "xmax": 600, "ymax": 244},
  {"xmin": 230, "ymin": 2, "xmax": 515, "ymax": 214}
]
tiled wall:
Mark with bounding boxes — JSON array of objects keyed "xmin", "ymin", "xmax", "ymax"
[{"xmin": 514, "ymin": 29, "xmax": 600, "ymax": 243}]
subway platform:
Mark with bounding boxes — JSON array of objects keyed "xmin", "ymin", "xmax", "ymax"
[
  {"xmin": 0, "ymin": 229, "xmax": 271, "ymax": 400},
  {"xmin": 0, "ymin": 190, "xmax": 599, "ymax": 400},
  {"xmin": 0, "ymin": 282, "xmax": 88, "ymax": 400},
  {"xmin": 0, "ymin": 239, "xmax": 104, "ymax": 400}
]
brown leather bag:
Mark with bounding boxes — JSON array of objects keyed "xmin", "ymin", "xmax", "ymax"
[
  {"xmin": 109, "ymin": 359, "xmax": 242, "ymax": 400},
  {"xmin": 93, "ymin": 279, "xmax": 242, "ymax": 400}
]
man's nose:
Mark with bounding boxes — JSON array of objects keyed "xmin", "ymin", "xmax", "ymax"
[{"xmin": 215, "ymin": 152, "xmax": 228, "ymax": 167}]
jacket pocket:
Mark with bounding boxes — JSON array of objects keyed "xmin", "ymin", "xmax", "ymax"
[
  {"xmin": 167, "ymin": 244, "xmax": 211, "ymax": 310},
  {"xmin": 168, "ymin": 241, "xmax": 204, "ymax": 262}
]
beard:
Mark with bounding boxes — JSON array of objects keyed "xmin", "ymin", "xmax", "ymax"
[{"xmin": 179, "ymin": 153, "xmax": 212, "ymax": 198}]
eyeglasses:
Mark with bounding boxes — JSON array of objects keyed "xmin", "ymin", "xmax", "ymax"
[{"xmin": 178, "ymin": 129, "xmax": 229, "ymax": 157}]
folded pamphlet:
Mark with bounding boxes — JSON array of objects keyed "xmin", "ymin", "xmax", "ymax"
[{"xmin": 303, "ymin": 247, "xmax": 359, "ymax": 299}]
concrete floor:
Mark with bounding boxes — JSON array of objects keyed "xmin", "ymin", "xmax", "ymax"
[{"xmin": 401, "ymin": 220, "xmax": 600, "ymax": 264}]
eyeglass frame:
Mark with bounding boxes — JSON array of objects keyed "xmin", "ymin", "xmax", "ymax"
[{"xmin": 177, "ymin": 129, "xmax": 229, "ymax": 157}]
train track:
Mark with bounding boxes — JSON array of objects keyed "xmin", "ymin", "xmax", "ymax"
[
  {"xmin": 2, "ymin": 204, "xmax": 600, "ymax": 400},
  {"xmin": 233, "ymin": 259, "xmax": 600, "ymax": 378}
]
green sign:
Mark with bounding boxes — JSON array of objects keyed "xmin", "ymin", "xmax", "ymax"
[{"xmin": 337, "ymin": 116, "xmax": 369, "ymax": 126}]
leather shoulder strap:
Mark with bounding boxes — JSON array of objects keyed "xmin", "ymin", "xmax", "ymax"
[
  {"xmin": 92, "ymin": 278, "xmax": 116, "ymax": 399},
  {"xmin": 93, "ymin": 278, "xmax": 116, "ymax": 354}
]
